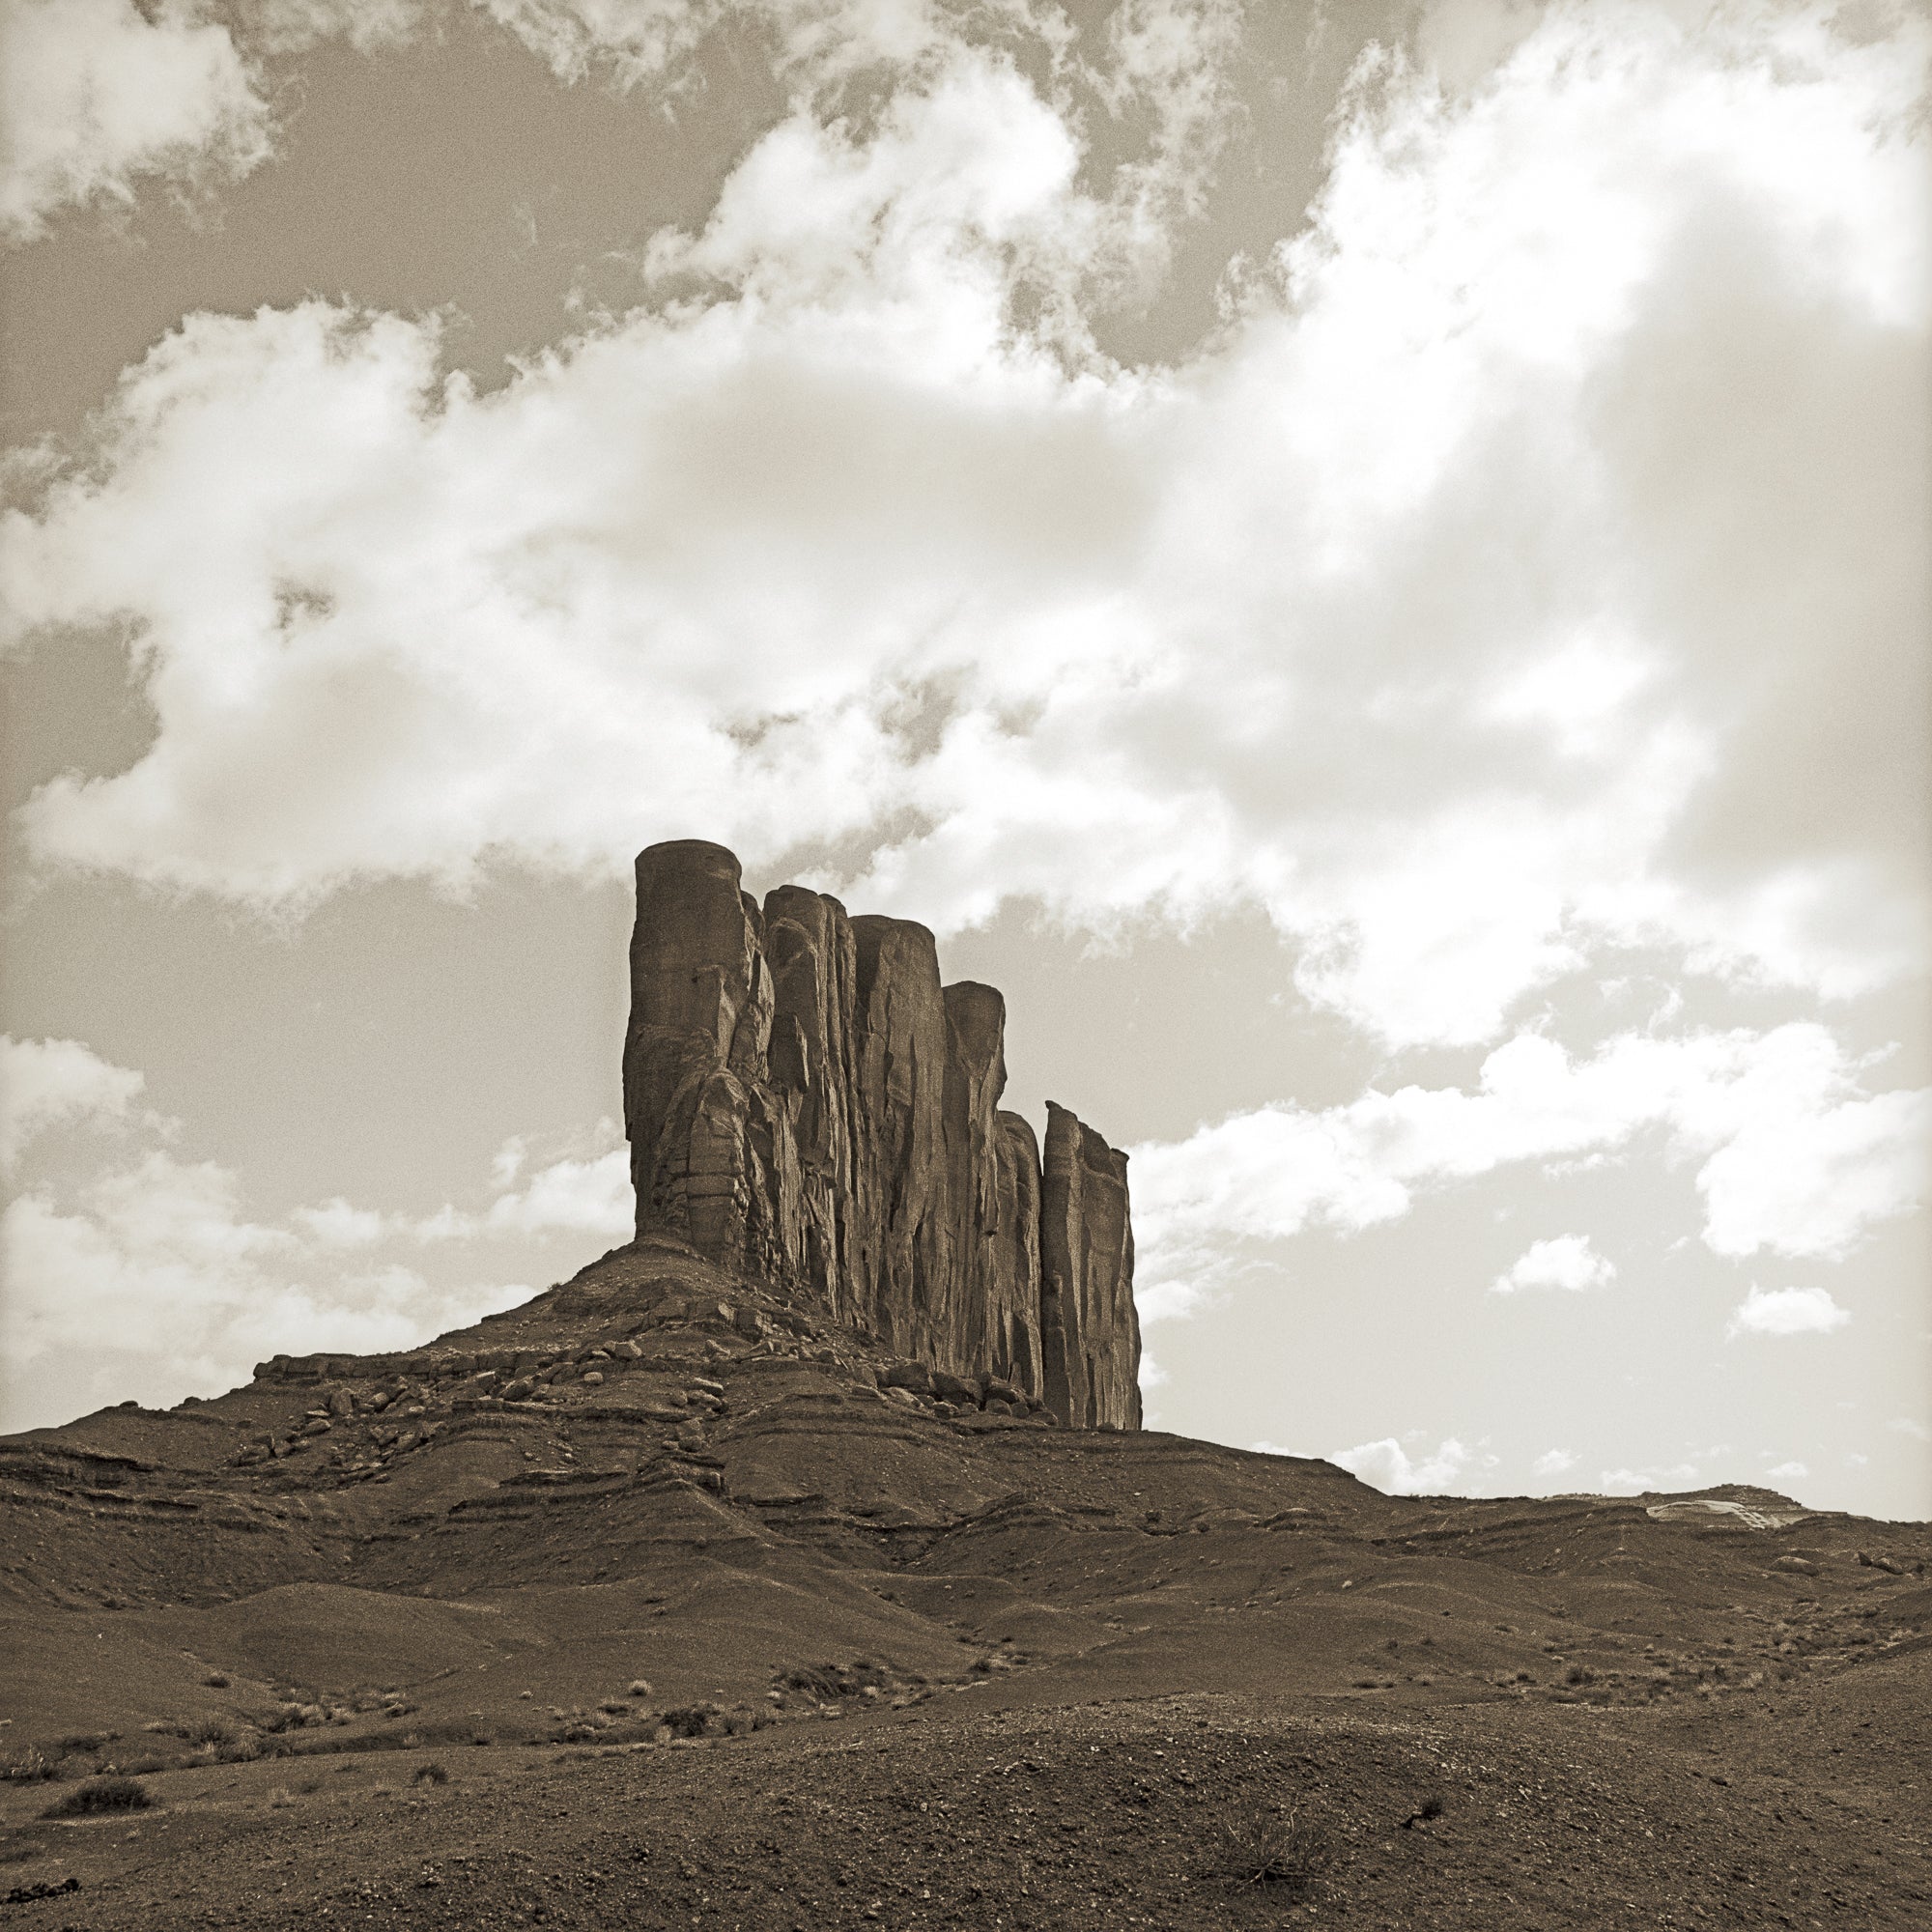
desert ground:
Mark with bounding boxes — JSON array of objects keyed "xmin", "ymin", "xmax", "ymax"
[{"xmin": 4, "ymin": 1240, "xmax": 1927, "ymax": 1929}]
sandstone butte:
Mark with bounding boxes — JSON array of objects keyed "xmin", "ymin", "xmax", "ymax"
[{"xmin": 623, "ymin": 838, "xmax": 1142, "ymax": 1432}]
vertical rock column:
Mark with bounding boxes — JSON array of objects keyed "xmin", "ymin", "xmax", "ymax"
[
  {"xmin": 761, "ymin": 883, "xmax": 864, "ymax": 1316},
  {"xmin": 623, "ymin": 840, "xmax": 805, "ymax": 1286},
  {"xmin": 623, "ymin": 840, "xmax": 1138, "ymax": 1426},
  {"xmin": 944, "ymin": 984, "xmax": 1046, "ymax": 1401},
  {"xmin": 1039, "ymin": 1102, "xmax": 1143, "ymax": 1430}
]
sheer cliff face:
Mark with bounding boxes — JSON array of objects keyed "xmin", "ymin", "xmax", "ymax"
[{"xmin": 623, "ymin": 840, "xmax": 1142, "ymax": 1429}]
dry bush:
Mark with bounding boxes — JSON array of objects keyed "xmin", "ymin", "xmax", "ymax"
[
  {"xmin": 659, "ymin": 1704, "xmax": 721, "ymax": 1739},
  {"xmin": 412, "ymin": 1761, "xmax": 449, "ymax": 1785},
  {"xmin": 42, "ymin": 1776, "xmax": 153, "ymax": 1819},
  {"xmin": 1213, "ymin": 1798, "xmax": 1333, "ymax": 1894}
]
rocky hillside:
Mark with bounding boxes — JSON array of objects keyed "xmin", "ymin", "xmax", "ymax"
[{"xmin": 1, "ymin": 1249, "xmax": 1927, "ymax": 1928}]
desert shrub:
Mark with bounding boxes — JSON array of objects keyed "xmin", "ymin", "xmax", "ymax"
[
  {"xmin": 268, "ymin": 1786, "xmax": 296, "ymax": 1808},
  {"xmin": 780, "ymin": 1664, "xmax": 843, "ymax": 1701},
  {"xmin": 659, "ymin": 1703, "xmax": 721, "ymax": 1739},
  {"xmin": 413, "ymin": 1761, "xmax": 449, "ymax": 1785},
  {"xmin": 1213, "ymin": 1799, "xmax": 1332, "ymax": 1894},
  {"xmin": 261, "ymin": 1701, "xmax": 327, "ymax": 1735},
  {"xmin": 180, "ymin": 1715, "xmax": 238, "ymax": 1748},
  {"xmin": 203, "ymin": 1673, "xmax": 231, "ymax": 1689},
  {"xmin": 262, "ymin": 1718, "xmax": 481, "ymax": 1762},
  {"xmin": 42, "ymin": 1776, "xmax": 153, "ymax": 1818},
  {"xmin": 626, "ymin": 1680, "xmax": 652, "ymax": 1697},
  {"xmin": 1566, "ymin": 1664, "xmax": 1595, "ymax": 1687},
  {"xmin": 3, "ymin": 1748, "xmax": 55, "ymax": 1784}
]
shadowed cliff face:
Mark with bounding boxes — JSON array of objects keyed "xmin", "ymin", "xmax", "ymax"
[{"xmin": 622, "ymin": 840, "xmax": 1141, "ymax": 1428}]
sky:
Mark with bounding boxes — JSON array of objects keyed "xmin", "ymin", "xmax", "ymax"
[{"xmin": 1, "ymin": 0, "xmax": 1927, "ymax": 1520}]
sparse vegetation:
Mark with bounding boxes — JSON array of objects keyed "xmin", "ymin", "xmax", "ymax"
[
  {"xmin": 42, "ymin": 1776, "xmax": 153, "ymax": 1818},
  {"xmin": 413, "ymin": 1761, "xmax": 449, "ymax": 1785},
  {"xmin": 1213, "ymin": 1798, "xmax": 1332, "ymax": 1894}
]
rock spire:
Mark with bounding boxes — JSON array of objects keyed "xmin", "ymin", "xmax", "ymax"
[{"xmin": 622, "ymin": 839, "xmax": 1142, "ymax": 1429}]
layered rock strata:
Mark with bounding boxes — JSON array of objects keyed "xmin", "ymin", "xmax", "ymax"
[{"xmin": 622, "ymin": 840, "xmax": 1141, "ymax": 1429}]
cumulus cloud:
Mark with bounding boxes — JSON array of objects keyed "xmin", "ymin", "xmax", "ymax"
[
  {"xmin": 1331, "ymin": 1434, "xmax": 1493, "ymax": 1497},
  {"xmin": 0, "ymin": 1033, "xmax": 147, "ymax": 1169},
  {"xmin": 0, "ymin": 0, "xmax": 270, "ymax": 242},
  {"xmin": 412, "ymin": 1141, "xmax": 631, "ymax": 1240},
  {"xmin": 0, "ymin": 0, "xmax": 446, "ymax": 244},
  {"xmin": 1765, "ymin": 1459, "xmax": 1807, "ymax": 1480},
  {"xmin": 1, "ymin": 1, "xmax": 1923, "ymax": 1059},
  {"xmin": 1725, "ymin": 1284, "xmax": 1851, "ymax": 1339},
  {"xmin": 1599, "ymin": 1461, "xmax": 1701, "ymax": 1496},
  {"xmin": 1491, "ymin": 1233, "xmax": 1615, "ymax": 1295},
  {"xmin": 1131, "ymin": 1022, "xmax": 1925, "ymax": 1319},
  {"xmin": 0, "ymin": 1045, "xmax": 630, "ymax": 1427},
  {"xmin": 1531, "ymin": 1447, "xmax": 1576, "ymax": 1478}
]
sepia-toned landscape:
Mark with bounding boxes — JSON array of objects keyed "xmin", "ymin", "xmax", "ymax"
[{"xmin": 4, "ymin": 844, "xmax": 1927, "ymax": 1927}]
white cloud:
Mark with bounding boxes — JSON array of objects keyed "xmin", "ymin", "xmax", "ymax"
[
  {"xmin": 1765, "ymin": 1459, "xmax": 1807, "ymax": 1480},
  {"xmin": 0, "ymin": 1046, "xmax": 633, "ymax": 1428},
  {"xmin": 0, "ymin": 1153, "xmax": 521, "ymax": 1424},
  {"xmin": 1532, "ymin": 1447, "xmax": 1577, "ymax": 1478},
  {"xmin": 0, "ymin": 0, "xmax": 271, "ymax": 242},
  {"xmin": 0, "ymin": 1033, "xmax": 146, "ymax": 1169},
  {"xmin": 290, "ymin": 1197, "xmax": 386, "ymax": 1247},
  {"xmin": 413, "ymin": 1143, "xmax": 631, "ymax": 1240},
  {"xmin": 1331, "ymin": 1434, "xmax": 1492, "ymax": 1496},
  {"xmin": 1887, "ymin": 1415, "xmax": 1930, "ymax": 1442},
  {"xmin": 1725, "ymin": 1284, "xmax": 1851, "ymax": 1339},
  {"xmin": 0, "ymin": 1, "xmax": 1922, "ymax": 1059},
  {"xmin": 1492, "ymin": 1233, "xmax": 1616, "ymax": 1295},
  {"xmin": 0, "ymin": 0, "xmax": 439, "ymax": 245},
  {"xmin": 477, "ymin": 0, "xmax": 944, "ymax": 93},
  {"xmin": 1599, "ymin": 1461, "xmax": 1701, "ymax": 1495},
  {"xmin": 1131, "ymin": 1023, "xmax": 1925, "ymax": 1320}
]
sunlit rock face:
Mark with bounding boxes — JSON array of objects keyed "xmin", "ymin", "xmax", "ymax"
[{"xmin": 623, "ymin": 839, "xmax": 1141, "ymax": 1428}]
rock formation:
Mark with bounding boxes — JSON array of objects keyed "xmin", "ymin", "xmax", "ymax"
[{"xmin": 622, "ymin": 840, "xmax": 1142, "ymax": 1429}]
